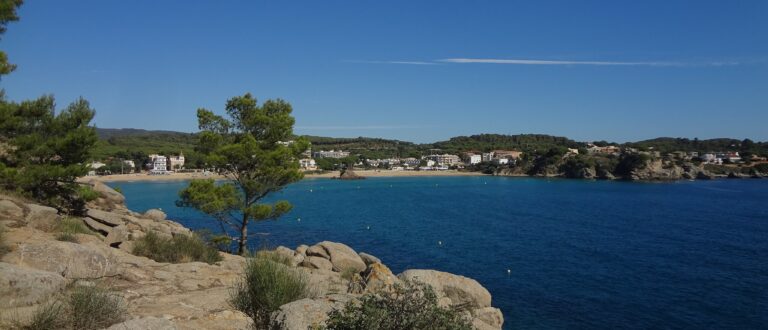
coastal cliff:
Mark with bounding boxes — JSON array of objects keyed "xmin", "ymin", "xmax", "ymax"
[{"xmin": 0, "ymin": 183, "xmax": 503, "ymax": 329}]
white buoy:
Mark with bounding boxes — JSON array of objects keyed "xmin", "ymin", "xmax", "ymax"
[
  {"xmin": 438, "ymin": 240, "xmax": 442, "ymax": 246},
  {"xmin": 309, "ymin": 189, "xmax": 313, "ymax": 192},
  {"xmin": 507, "ymin": 269, "xmax": 511, "ymax": 274},
  {"xmin": 366, "ymin": 225, "xmax": 370, "ymax": 230},
  {"xmin": 297, "ymin": 218, "xmax": 301, "ymax": 222}
]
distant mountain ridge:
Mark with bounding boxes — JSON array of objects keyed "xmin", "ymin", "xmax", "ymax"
[{"xmin": 94, "ymin": 128, "xmax": 766, "ymax": 158}]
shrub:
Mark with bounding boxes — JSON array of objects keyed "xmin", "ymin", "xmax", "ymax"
[
  {"xmin": 132, "ymin": 231, "xmax": 222, "ymax": 264},
  {"xmin": 18, "ymin": 301, "xmax": 67, "ymax": 330},
  {"xmin": 55, "ymin": 232, "xmax": 78, "ymax": 243},
  {"xmin": 324, "ymin": 281, "xmax": 472, "ymax": 330},
  {"xmin": 230, "ymin": 255, "xmax": 312, "ymax": 327},
  {"xmin": 56, "ymin": 217, "xmax": 94, "ymax": 235},
  {"xmin": 17, "ymin": 285, "xmax": 124, "ymax": 330},
  {"xmin": 0, "ymin": 227, "xmax": 10, "ymax": 257},
  {"xmin": 68, "ymin": 285, "xmax": 125, "ymax": 330}
]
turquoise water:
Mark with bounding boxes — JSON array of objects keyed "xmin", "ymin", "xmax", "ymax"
[{"xmin": 112, "ymin": 177, "xmax": 768, "ymax": 329}]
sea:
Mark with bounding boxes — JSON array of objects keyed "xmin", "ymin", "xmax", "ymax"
[{"xmin": 111, "ymin": 177, "xmax": 768, "ymax": 329}]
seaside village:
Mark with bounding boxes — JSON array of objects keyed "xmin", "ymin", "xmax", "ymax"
[{"xmin": 86, "ymin": 142, "xmax": 764, "ymax": 176}]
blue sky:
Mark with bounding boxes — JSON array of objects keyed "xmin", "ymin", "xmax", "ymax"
[{"xmin": 3, "ymin": 1, "xmax": 767, "ymax": 143}]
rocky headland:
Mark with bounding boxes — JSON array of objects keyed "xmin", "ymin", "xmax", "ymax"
[{"xmin": 0, "ymin": 181, "xmax": 503, "ymax": 329}]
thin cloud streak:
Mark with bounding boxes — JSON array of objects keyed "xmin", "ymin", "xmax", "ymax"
[
  {"xmin": 439, "ymin": 58, "xmax": 739, "ymax": 67},
  {"xmin": 343, "ymin": 60, "xmax": 438, "ymax": 65},
  {"xmin": 296, "ymin": 125, "xmax": 427, "ymax": 130}
]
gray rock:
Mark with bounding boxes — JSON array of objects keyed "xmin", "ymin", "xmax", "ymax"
[
  {"xmin": 84, "ymin": 217, "xmax": 112, "ymax": 235},
  {"xmin": 473, "ymin": 307, "xmax": 504, "ymax": 329},
  {"xmin": 269, "ymin": 295, "xmax": 352, "ymax": 330},
  {"xmin": 25, "ymin": 203, "xmax": 59, "ymax": 231},
  {"xmin": 86, "ymin": 208, "xmax": 125, "ymax": 226},
  {"xmin": 317, "ymin": 241, "xmax": 366, "ymax": 273},
  {"xmin": 144, "ymin": 209, "xmax": 167, "ymax": 221},
  {"xmin": 358, "ymin": 252, "xmax": 381, "ymax": 265},
  {"xmin": 306, "ymin": 244, "xmax": 330, "ymax": 259},
  {"xmin": 362, "ymin": 262, "xmax": 400, "ymax": 293},
  {"xmin": 0, "ymin": 263, "xmax": 67, "ymax": 308},
  {"xmin": 295, "ymin": 244, "xmax": 309, "ymax": 255},
  {"xmin": 4, "ymin": 240, "xmax": 118, "ymax": 279},
  {"xmin": 105, "ymin": 225, "xmax": 129, "ymax": 247},
  {"xmin": 0, "ymin": 200, "xmax": 24, "ymax": 220},
  {"xmin": 301, "ymin": 256, "xmax": 333, "ymax": 271},
  {"xmin": 91, "ymin": 181, "xmax": 125, "ymax": 205},
  {"xmin": 106, "ymin": 317, "xmax": 178, "ymax": 330},
  {"xmin": 398, "ymin": 269, "xmax": 492, "ymax": 310}
]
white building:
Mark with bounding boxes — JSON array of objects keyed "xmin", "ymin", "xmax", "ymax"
[
  {"xmin": 87, "ymin": 161, "xmax": 106, "ymax": 176},
  {"xmin": 168, "ymin": 152, "xmax": 185, "ymax": 170},
  {"xmin": 493, "ymin": 158, "xmax": 510, "ymax": 165},
  {"xmin": 481, "ymin": 152, "xmax": 494, "ymax": 162},
  {"xmin": 150, "ymin": 155, "xmax": 168, "ymax": 173},
  {"xmin": 123, "ymin": 160, "xmax": 135, "ymax": 169},
  {"xmin": 466, "ymin": 153, "xmax": 482, "ymax": 165},
  {"xmin": 313, "ymin": 150, "xmax": 350, "ymax": 159},
  {"xmin": 426, "ymin": 154, "xmax": 461, "ymax": 166},
  {"xmin": 299, "ymin": 158, "xmax": 317, "ymax": 171}
]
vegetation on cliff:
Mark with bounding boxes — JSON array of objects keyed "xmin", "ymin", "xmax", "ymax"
[
  {"xmin": 324, "ymin": 280, "xmax": 472, "ymax": 330},
  {"xmin": 132, "ymin": 231, "xmax": 222, "ymax": 264}
]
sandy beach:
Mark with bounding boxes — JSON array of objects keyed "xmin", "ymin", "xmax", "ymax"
[{"xmin": 84, "ymin": 170, "xmax": 487, "ymax": 183}]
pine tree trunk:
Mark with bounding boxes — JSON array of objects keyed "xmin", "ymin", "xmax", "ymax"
[{"xmin": 238, "ymin": 213, "xmax": 248, "ymax": 255}]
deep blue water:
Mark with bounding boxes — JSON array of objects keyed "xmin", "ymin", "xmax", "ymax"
[{"xmin": 111, "ymin": 177, "xmax": 768, "ymax": 329}]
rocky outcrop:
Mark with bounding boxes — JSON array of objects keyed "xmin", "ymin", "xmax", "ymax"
[
  {"xmin": 1, "ymin": 186, "xmax": 503, "ymax": 330},
  {"xmin": 336, "ymin": 168, "xmax": 365, "ymax": 180},
  {"xmin": 0, "ymin": 263, "xmax": 67, "ymax": 308},
  {"xmin": 399, "ymin": 269, "xmax": 492, "ymax": 309}
]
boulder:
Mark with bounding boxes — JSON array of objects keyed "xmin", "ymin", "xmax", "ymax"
[
  {"xmin": 295, "ymin": 244, "xmax": 309, "ymax": 255},
  {"xmin": 269, "ymin": 295, "xmax": 352, "ymax": 330},
  {"xmin": 84, "ymin": 217, "xmax": 112, "ymax": 235},
  {"xmin": 696, "ymin": 171, "xmax": 713, "ymax": 180},
  {"xmin": 306, "ymin": 244, "xmax": 330, "ymax": 259},
  {"xmin": 106, "ymin": 317, "xmax": 178, "ymax": 330},
  {"xmin": 144, "ymin": 209, "xmax": 167, "ymax": 221},
  {"xmin": 301, "ymin": 256, "xmax": 333, "ymax": 271},
  {"xmin": 105, "ymin": 225, "xmax": 129, "ymax": 247},
  {"xmin": 0, "ymin": 200, "xmax": 24, "ymax": 220},
  {"xmin": 358, "ymin": 252, "xmax": 381, "ymax": 265},
  {"xmin": 91, "ymin": 181, "xmax": 125, "ymax": 205},
  {"xmin": 398, "ymin": 269, "xmax": 492, "ymax": 309},
  {"xmin": 362, "ymin": 262, "xmax": 399, "ymax": 293},
  {"xmin": 86, "ymin": 208, "xmax": 125, "ymax": 226},
  {"xmin": 4, "ymin": 240, "xmax": 118, "ymax": 279},
  {"xmin": 0, "ymin": 263, "xmax": 67, "ymax": 308},
  {"xmin": 472, "ymin": 307, "xmax": 504, "ymax": 329},
  {"xmin": 317, "ymin": 241, "xmax": 366, "ymax": 273},
  {"xmin": 25, "ymin": 203, "xmax": 59, "ymax": 231}
]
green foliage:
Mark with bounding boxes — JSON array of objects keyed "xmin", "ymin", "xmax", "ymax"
[
  {"xmin": 132, "ymin": 231, "xmax": 222, "ymax": 264},
  {"xmin": 0, "ymin": 95, "xmax": 98, "ymax": 213},
  {"xmin": 559, "ymin": 155, "xmax": 596, "ymax": 178},
  {"xmin": 626, "ymin": 137, "xmax": 768, "ymax": 156},
  {"xmin": 54, "ymin": 217, "xmax": 95, "ymax": 241},
  {"xmin": 429, "ymin": 133, "xmax": 581, "ymax": 155},
  {"xmin": 753, "ymin": 163, "xmax": 768, "ymax": 173},
  {"xmin": 67, "ymin": 285, "xmax": 125, "ymax": 330},
  {"xmin": 91, "ymin": 128, "xmax": 203, "ymax": 169},
  {"xmin": 18, "ymin": 285, "xmax": 124, "ymax": 330},
  {"xmin": 528, "ymin": 147, "xmax": 567, "ymax": 175},
  {"xmin": 0, "ymin": 226, "xmax": 10, "ymax": 257},
  {"xmin": 230, "ymin": 254, "xmax": 312, "ymax": 327},
  {"xmin": 178, "ymin": 93, "xmax": 307, "ymax": 255},
  {"xmin": 614, "ymin": 153, "xmax": 651, "ymax": 177},
  {"xmin": 0, "ymin": 0, "xmax": 22, "ymax": 76},
  {"xmin": 324, "ymin": 281, "xmax": 472, "ymax": 330},
  {"xmin": 18, "ymin": 301, "xmax": 67, "ymax": 330}
]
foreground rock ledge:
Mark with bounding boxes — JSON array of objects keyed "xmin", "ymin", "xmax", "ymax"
[{"xmin": 0, "ymin": 184, "xmax": 503, "ymax": 330}]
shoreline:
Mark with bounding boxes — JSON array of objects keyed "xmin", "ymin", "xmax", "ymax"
[{"xmin": 82, "ymin": 170, "xmax": 487, "ymax": 183}]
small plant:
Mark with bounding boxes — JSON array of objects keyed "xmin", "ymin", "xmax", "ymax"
[
  {"xmin": 16, "ymin": 285, "xmax": 124, "ymax": 330},
  {"xmin": 68, "ymin": 285, "xmax": 125, "ymax": 330},
  {"xmin": 56, "ymin": 217, "xmax": 94, "ymax": 235},
  {"xmin": 324, "ymin": 280, "xmax": 472, "ymax": 330},
  {"xmin": 0, "ymin": 227, "xmax": 11, "ymax": 257},
  {"xmin": 132, "ymin": 231, "xmax": 222, "ymax": 264},
  {"xmin": 230, "ymin": 254, "xmax": 312, "ymax": 328},
  {"xmin": 55, "ymin": 232, "xmax": 78, "ymax": 243},
  {"xmin": 18, "ymin": 301, "xmax": 67, "ymax": 330},
  {"xmin": 112, "ymin": 186, "xmax": 123, "ymax": 194}
]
